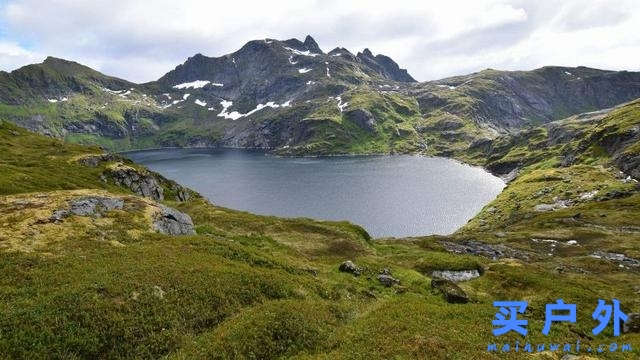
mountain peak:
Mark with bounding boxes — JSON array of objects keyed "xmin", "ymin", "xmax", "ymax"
[
  {"xmin": 303, "ymin": 35, "xmax": 323, "ymax": 54},
  {"xmin": 361, "ymin": 48, "xmax": 374, "ymax": 57}
]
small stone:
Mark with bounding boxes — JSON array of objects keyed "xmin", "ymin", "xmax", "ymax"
[
  {"xmin": 131, "ymin": 291, "xmax": 140, "ymax": 301},
  {"xmin": 623, "ymin": 313, "xmax": 640, "ymax": 333},
  {"xmin": 377, "ymin": 274, "xmax": 400, "ymax": 287},
  {"xmin": 49, "ymin": 210, "xmax": 70, "ymax": 223},
  {"xmin": 338, "ymin": 260, "xmax": 361, "ymax": 276},
  {"xmin": 152, "ymin": 286, "xmax": 165, "ymax": 299},
  {"xmin": 431, "ymin": 278, "xmax": 469, "ymax": 304}
]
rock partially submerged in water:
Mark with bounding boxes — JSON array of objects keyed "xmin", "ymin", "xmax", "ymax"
[
  {"xmin": 431, "ymin": 269, "xmax": 480, "ymax": 282},
  {"xmin": 431, "ymin": 278, "xmax": 469, "ymax": 304}
]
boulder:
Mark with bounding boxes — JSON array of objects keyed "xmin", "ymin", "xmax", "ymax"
[
  {"xmin": 338, "ymin": 260, "xmax": 361, "ymax": 276},
  {"xmin": 431, "ymin": 278, "xmax": 469, "ymax": 304},
  {"xmin": 623, "ymin": 313, "xmax": 640, "ymax": 333},
  {"xmin": 152, "ymin": 205, "xmax": 196, "ymax": 236}
]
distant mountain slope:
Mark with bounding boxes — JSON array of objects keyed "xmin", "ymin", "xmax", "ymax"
[
  {"xmin": 0, "ymin": 57, "xmax": 135, "ymax": 104},
  {"xmin": 412, "ymin": 66, "xmax": 640, "ymax": 130},
  {"xmin": 1, "ymin": 35, "xmax": 640, "ymax": 155}
]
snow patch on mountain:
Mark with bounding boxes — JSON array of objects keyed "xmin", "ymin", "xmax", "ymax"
[
  {"xmin": 173, "ymin": 80, "xmax": 210, "ymax": 89},
  {"xmin": 218, "ymin": 100, "xmax": 243, "ymax": 120},
  {"xmin": 194, "ymin": 99, "xmax": 207, "ymax": 107},
  {"xmin": 336, "ymin": 96, "xmax": 348, "ymax": 112},
  {"xmin": 298, "ymin": 68, "xmax": 312, "ymax": 74},
  {"xmin": 218, "ymin": 99, "xmax": 292, "ymax": 120},
  {"xmin": 102, "ymin": 88, "xmax": 124, "ymax": 95},
  {"xmin": 183, "ymin": 93, "xmax": 191, "ymax": 100},
  {"xmin": 284, "ymin": 47, "xmax": 320, "ymax": 57},
  {"xmin": 288, "ymin": 56, "xmax": 298, "ymax": 65}
]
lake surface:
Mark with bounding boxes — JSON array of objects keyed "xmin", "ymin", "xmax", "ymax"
[{"xmin": 126, "ymin": 149, "xmax": 505, "ymax": 238}]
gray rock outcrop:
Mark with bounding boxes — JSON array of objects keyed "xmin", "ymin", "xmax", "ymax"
[
  {"xmin": 152, "ymin": 205, "xmax": 196, "ymax": 236},
  {"xmin": 49, "ymin": 196, "xmax": 124, "ymax": 222},
  {"xmin": 105, "ymin": 164, "xmax": 164, "ymax": 201}
]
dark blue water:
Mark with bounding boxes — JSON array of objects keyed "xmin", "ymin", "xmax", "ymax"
[{"xmin": 125, "ymin": 148, "xmax": 504, "ymax": 237}]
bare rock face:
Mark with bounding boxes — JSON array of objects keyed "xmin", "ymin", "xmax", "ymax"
[
  {"xmin": 345, "ymin": 109, "xmax": 377, "ymax": 132},
  {"xmin": 105, "ymin": 164, "xmax": 164, "ymax": 201},
  {"xmin": 152, "ymin": 205, "xmax": 196, "ymax": 236}
]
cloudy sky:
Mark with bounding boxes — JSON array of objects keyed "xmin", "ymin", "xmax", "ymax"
[{"xmin": 0, "ymin": 0, "xmax": 637, "ymax": 83}]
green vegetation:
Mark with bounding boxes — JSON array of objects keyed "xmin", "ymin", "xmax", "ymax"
[{"xmin": 2, "ymin": 105, "xmax": 640, "ymax": 359}]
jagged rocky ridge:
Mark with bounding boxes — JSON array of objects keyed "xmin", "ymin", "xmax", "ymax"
[{"xmin": 1, "ymin": 35, "xmax": 640, "ymax": 155}]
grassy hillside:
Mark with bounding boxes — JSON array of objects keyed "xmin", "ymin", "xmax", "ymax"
[{"xmin": 2, "ymin": 107, "xmax": 640, "ymax": 360}]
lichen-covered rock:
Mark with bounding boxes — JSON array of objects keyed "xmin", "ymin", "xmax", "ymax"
[
  {"xmin": 69, "ymin": 196, "xmax": 124, "ymax": 216},
  {"xmin": 431, "ymin": 278, "xmax": 469, "ymax": 304},
  {"xmin": 152, "ymin": 205, "xmax": 196, "ymax": 236},
  {"xmin": 338, "ymin": 260, "xmax": 361, "ymax": 276},
  {"xmin": 49, "ymin": 196, "xmax": 124, "ymax": 222},
  {"xmin": 105, "ymin": 163, "xmax": 164, "ymax": 201}
]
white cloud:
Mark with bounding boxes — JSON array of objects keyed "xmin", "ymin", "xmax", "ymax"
[
  {"xmin": 0, "ymin": 40, "xmax": 44, "ymax": 71},
  {"xmin": 0, "ymin": 0, "xmax": 638, "ymax": 82}
]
